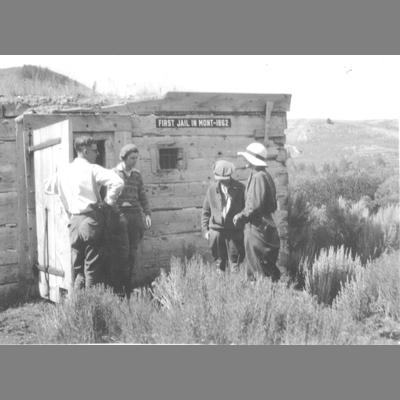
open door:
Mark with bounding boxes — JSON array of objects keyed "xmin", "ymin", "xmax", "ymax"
[{"xmin": 32, "ymin": 120, "xmax": 73, "ymax": 302}]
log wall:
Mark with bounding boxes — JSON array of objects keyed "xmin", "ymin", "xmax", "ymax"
[
  {"xmin": 0, "ymin": 108, "xmax": 20, "ymax": 304},
  {"xmin": 128, "ymin": 105, "xmax": 290, "ymax": 278}
]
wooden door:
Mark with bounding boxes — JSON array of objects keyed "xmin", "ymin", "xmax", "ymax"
[{"xmin": 32, "ymin": 120, "xmax": 73, "ymax": 302}]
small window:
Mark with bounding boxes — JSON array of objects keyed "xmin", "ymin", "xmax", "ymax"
[{"xmin": 159, "ymin": 147, "xmax": 183, "ymax": 170}]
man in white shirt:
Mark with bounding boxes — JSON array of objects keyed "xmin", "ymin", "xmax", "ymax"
[{"xmin": 45, "ymin": 136, "xmax": 124, "ymax": 289}]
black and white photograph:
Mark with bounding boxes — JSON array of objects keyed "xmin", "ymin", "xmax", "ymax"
[{"xmin": 0, "ymin": 55, "xmax": 398, "ymax": 345}]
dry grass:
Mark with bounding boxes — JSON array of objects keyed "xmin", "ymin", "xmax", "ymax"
[
  {"xmin": 334, "ymin": 251, "xmax": 400, "ymax": 322},
  {"xmin": 1, "ymin": 249, "xmax": 398, "ymax": 344},
  {"xmin": 0, "ymin": 65, "xmax": 93, "ymax": 98},
  {"xmin": 31, "ymin": 255, "xmax": 377, "ymax": 345}
]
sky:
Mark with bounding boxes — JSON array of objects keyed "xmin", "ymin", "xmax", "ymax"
[{"xmin": 0, "ymin": 55, "xmax": 399, "ymax": 120}]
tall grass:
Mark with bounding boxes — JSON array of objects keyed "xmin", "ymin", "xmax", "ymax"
[
  {"xmin": 302, "ymin": 246, "xmax": 362, "ymax": 305},
  {"xmin": 35, "ymin": 256, "xmax": 369, "ymax": 344},
  {"xmin": 36, "ymin": 285, "xmax": 135, "ymax": 344}
]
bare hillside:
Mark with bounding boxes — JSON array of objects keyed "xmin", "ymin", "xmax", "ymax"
[{"xmin": 286, "ymin": 118, "xmax": 399, "ymax": 169}]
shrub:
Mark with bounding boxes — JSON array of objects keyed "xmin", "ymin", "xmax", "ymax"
[
  {"xmin": 303, "ymin": 246, "xmax": 363, "ymax": 305},
  {"xmin": 373, "ymin": 175, "xmax": 399, "ymax": 209},
  {"xmin": 32, "ymin": 255, "xmax": 372, "ymax": 344},
  {"xmin": 289, "ymin": 158, "xmax": 392, "ymax": 209},
  {"xmin": 35, "ymin": 285, "xmax": 132, "ymax": 343},
  {"xmin": 288, "ymin": 190, "xmax": 400, "ymax": 279},
  {"xmin": 371, "ymin": 205, "xmax": 400, "ymax": 251},
  {"xmin": 334, "ymin": 251, "xmax": 400, "ymax": 322},
  {"xmin": 149, "ymin": 255, "xmax": 365, "ymax": 344}
]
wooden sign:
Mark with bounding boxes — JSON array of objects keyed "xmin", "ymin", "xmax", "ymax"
[{"xmin": 156, "ymin": 118, "xmax": 231, "ymax": 128}]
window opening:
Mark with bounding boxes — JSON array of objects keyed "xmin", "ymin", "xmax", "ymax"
[{"xmin": 159, "ymin": 147, "xmax": 183, "ymax": 170}]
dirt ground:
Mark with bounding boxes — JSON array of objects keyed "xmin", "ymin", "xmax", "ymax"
[
  {"xmin": 0, "ymin": 300, "xmax": 399, "ymax": 345},
  {"xmin": 0, "ymin": 300, "xmax": 52, "ymax": 344}
]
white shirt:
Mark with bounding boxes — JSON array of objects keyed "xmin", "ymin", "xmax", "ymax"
[
  {"xmin": 45, "ymin": 157, "xmax": 124, "ymax": 215},
  {"xmin": 220, "ymin": 183, "xmax": 232, "ymax": 220}
]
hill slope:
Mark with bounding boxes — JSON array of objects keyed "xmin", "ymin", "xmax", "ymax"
[
  {"xmin": 286, "ymin": 119, "xmax": 399, "ymax": 170},
  {"xmin": 0, "ymin": 65, "xmax": 94, "ymax": 99}
]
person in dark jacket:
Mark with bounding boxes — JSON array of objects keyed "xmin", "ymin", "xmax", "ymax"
[
  {"xmin": 111, "ymin": 143, "xmax": 152, "ymax": 298},
  {"xmin": 233, "ymin": 143, "xmax": 281, "ymax": 281},
  {"xmin": 201, "ymin": 160, "xmax": 245, "ymax": 272}
]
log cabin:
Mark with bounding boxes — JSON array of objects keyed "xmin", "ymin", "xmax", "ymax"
[{"xmin": 0, "ymin": 92, "xmax": 291, "ymax": 302}]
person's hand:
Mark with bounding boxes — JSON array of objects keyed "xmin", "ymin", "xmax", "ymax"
[
  {"xmin": 103, "ymin": 202, "xmax": 119, "ymax": 213},
  {"xmin": 232, "ymin": 214, "xmax": 241, "ymax": 227},
  {"xmin": 204, "ymin": 231, "xmax": 211, "ymax": 240},
  {"xmin": 145, "ymin": 215, "xmax": 152, "ymax": 229}
]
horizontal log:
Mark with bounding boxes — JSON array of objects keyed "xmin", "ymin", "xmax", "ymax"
[
  {"xmin": 146, "ymin": 207, "xmax": 202, "ymax": 237},
  {"xmin": 0, "ymin": 263, "xmax": 19, "ymax": 285},
  {"xmin": 132, "ymin": 135, "xmax": 280, "ymax": 161},
  {"xmin": 0, "ymin": 192, "xmax": 18, "ymax": 224},
  {"xmin": 103, "ymin": 92, "xmax": 291, "ymax": 113},
  {"xmin": 0, "ymin": 141, "xmax": 17, "ymax": 166},
  {"xmin": 0, "ymin": 226, "xmax": 17, "ymax": 251},
  {"xmin": 146, "ymin": 181, "xmax": 210, "ymax": 209},
  {"xmin": 146, "ymin": 179, "xmax": 287, "ymax": 211},
  {"xmin": 0, "ymin": 165, "xmax": 17, "ymax": 193},
  {"xmin": 137, "ymin": 157, "xmax": 286, "ymax": 184},
  {"xmin": 131, "ymin": 114, "xmax": 265, "ymax": 138},
  {"xmin": 148, "ymin": 207, "xmax": 288, "ymax": 239},
  {"xmin": 0, "ymin": 120, "xmax": 16, "ymax": 140},
  {"xmin": 138, "ymin": 232, "xmax": 211, "ymax": 269},
  {"xmin": 0, "ymin": 282, "xmax": 22, "ymax": 305},
  {"xmin": 22, "ymin": 114, "xmax": 133, "ymax": 132},
  {"xmin": 0, "ymin": 249, "xmax": 18, "ymax": 265}
]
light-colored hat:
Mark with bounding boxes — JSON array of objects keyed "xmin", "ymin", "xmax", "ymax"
[
  {"xmin": 120, "ymin": 143, "xmax": 138, "ymax": 160},
  {"xmin": 213, "ymin": 160, "xmax": 235, "ymax": 181},
  {"xmin": 237, "ymin": 142, "xmax": 267, "ymax": 167}
]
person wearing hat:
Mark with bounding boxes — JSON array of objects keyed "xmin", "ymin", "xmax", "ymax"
[
  {"xmin": 111, "ymin": 143, "xmax": 152, "ymax": 298},
  {"xmin": 233, "ymin": 142, "xmax": 281, "ymax": 281},
  {"xmin": 201, "ymin": 160, "xmax": 245, "ymax": 272}
]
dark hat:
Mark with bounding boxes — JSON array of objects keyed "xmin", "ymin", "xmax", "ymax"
[
  {"xmin": 119, "ymin": 143, "xmax": 138, "ymax": 160},
  {"xmin": 213, "ymin": 160, "xmax": 235, "ymax": 181}
]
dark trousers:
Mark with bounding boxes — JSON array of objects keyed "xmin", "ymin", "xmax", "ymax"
[
  {"xmin": 69, "ymin": 209, "xmax": 105, "ymax": 290},
  {"xmin": 244, "ymin": 223, "xmax": 281, "ymax": 281},
  {"xmin": 209, "ymin": 229, "xmax": 245, "ymax": 271},
  {"xmin": 111, "ymin": 210, "xmax": 145, "ymax": 297}
]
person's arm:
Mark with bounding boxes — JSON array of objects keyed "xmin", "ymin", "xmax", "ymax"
[
  {"xmin": 201, "ymin": 190, "xmax": 211, "ymax": 239},
  {"xmin": 44, "ymin": 173, "xmax": 59, "ymax": 195},
  {"xmin": 138, "ymin": 173, "xmax": 152, "ymax": 228},
  {"xmin": 92, "ymin": 164, "xmax": 124, "ymax": 206},
  {"xmin": 138, "ymin": 173, "xmax": 151, "ymax": 216},
  {"xmin": 264, "ymin": 172, "xmax": 278, "ymax": 214},
  {"xmin": 233, "ymin": 173, "xmax": 266, "ymax": 225}
]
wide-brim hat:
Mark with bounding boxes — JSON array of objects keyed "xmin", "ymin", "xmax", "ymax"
[
  {"xmin": 213, "ymin": 160, "xmax": 235, "ymax": 181},
  {"xmin": 237, "ymin": 142, "xmax": 267, "ymax": 167}
]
